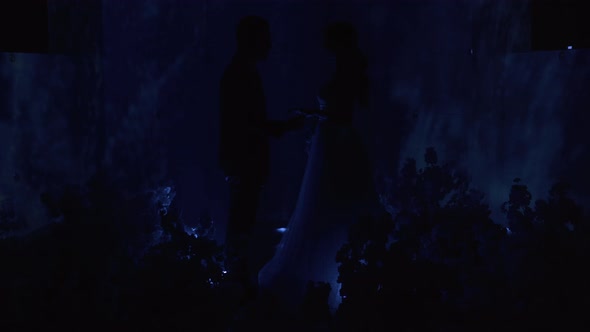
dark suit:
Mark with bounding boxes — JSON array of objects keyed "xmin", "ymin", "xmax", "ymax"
[
  {"xmin": 219, "ymin": 56, "xmax": 274, "ymax": 183},
  {"xmin": 218, "ymin": 54, "xmax": 282, "ymax": 296}
]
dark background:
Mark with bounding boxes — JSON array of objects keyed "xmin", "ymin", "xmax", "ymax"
[{"xmin": 1, "ymin": 0, "xmax": 589, "ymax": 243}]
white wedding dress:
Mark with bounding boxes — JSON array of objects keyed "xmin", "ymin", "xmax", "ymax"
[{"xmin": 258, "ymin": 92, "xmax": 381, "ymax": 313}]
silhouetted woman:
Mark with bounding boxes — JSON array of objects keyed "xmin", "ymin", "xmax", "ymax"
[{"xmin": 258, "ymin": 22, "xmax": 381, "ymax": 315}]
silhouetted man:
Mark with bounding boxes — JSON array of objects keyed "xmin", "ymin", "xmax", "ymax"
[{"xmin": 219, "ymin": 15, "xmax": 303, "ymax": 304}]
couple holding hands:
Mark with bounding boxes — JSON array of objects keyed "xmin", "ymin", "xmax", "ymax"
[{"xmin": 219, "ymin": 15, "xmax": 379, "ymax": 312}]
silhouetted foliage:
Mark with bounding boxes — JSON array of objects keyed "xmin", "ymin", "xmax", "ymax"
[
  {"xmin": 120, "ymin": 204, "xmax": 227, "ymax": 330},
  {"xmin": 0, "ymin": 196, "xmax": 20, "ymax": 234},
  {"xmin": 336, "ymin": 147, "xmax": 590, "ymax": 331},
  {"xmin": 301, "ymin": 281, "xmax": 333, "ymax": 327},
  {"xmin": 0, "ymin": 172, "xmax": 229, "ymax": 331},
  {"xmin": 2, "ymin": 147, "xmax": 590, "ymax": 331},
  {"xmin": 500, "ymin": 179, "xmax": 590, "ymax": 330}
]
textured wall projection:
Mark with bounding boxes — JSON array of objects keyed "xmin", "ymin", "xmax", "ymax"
[
  {"xmin": 1, "ymin": 0, "xmax": 588, "ymax": 238},
  {"xmin": 0, "ymin": 0, "xmax": 103, "ymax": 234}
]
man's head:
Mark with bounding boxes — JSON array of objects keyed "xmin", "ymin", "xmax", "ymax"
[
  {"xmin": 236, "ymin": 15, "xmax": 271, "ymax": 61},
  {"xmin": 323, "ymin": 21, "xmax": 358, "ymax": 56}
]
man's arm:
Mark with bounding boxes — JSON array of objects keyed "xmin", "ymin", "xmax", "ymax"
[
  {"xmin": 243, "ymin": 112, "xmax": 305, "ymax": 139},
  {"xmin": 219, "ymin": 73, "xmax": 250, "ymax": 176},
  {"xmin": 264, "ymin": 116, "xmax": 306, "ymax": 138},
  {"xmin": 221, "ymin": 68, "xmax": 303, "ymax": 141},
  {"xmin": 240, "ymin": 119, "xmax": 288, "ymax": 138}
]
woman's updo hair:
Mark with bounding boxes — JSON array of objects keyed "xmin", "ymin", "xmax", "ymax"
[
  {"xmin": 323, "ymin": 22, "xmax": 369, "ymax": 108},
  {"xmin": 323, "ymin": 21, "xmax": 359, "ymax": 54}
]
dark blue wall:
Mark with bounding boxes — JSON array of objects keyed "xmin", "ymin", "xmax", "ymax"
[{"xmin": 1, "ymin": 0, "xmax": 589, "ymax": 240}]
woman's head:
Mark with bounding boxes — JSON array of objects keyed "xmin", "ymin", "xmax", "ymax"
[
  {"xmin": 323, "ymin": 21, "xmax": 367, "ymax": 70},
  {"xmin": 323, "ymin": 21, "xmax": 369, "ymax": 108},
  {"xmin": 323, "ymin": 22, "xmax": 358, "ymax": 56},
  {"xmin": 236, "ymin": 15, "xmax": 272, "ymax": 61}
]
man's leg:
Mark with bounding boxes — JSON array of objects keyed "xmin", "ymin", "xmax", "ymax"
[{"xmin": 225, "ymin": 179, "xmax": 262, "ymax": 302}]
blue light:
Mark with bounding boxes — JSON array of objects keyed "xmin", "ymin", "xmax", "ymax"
[
  {"xmin": 567, "ymin": 45, "xmax": 573, "ymax": 50},
  {"xmin": 276, "ymin": 227, "xmax": 287, "ymax": 233},
  {"xmin": 151, "ymin": 186, "xmax": 175, "ymax": 215}
]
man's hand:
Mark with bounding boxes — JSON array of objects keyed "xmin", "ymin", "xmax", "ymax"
[
  {"xmin": 267, "ymin": 116, "xmax": 305, "ymax": 138},
  {"xmin": 285, "ymin": 115, "xmax": 306, "ymax": 131},
  {"xmin": 289, "ymin": 108, "xmax": 327, "ymax": 120}
]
